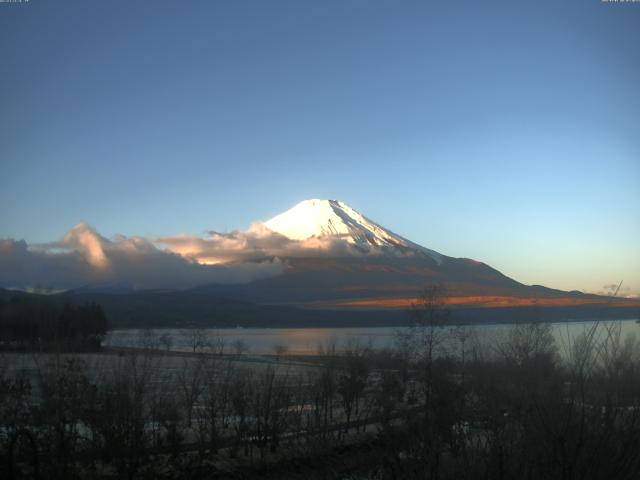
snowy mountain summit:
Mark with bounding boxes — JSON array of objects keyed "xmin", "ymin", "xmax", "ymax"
[{"xmin": 265, "ymin": 199, "xmax": 442, "ymax": 263}]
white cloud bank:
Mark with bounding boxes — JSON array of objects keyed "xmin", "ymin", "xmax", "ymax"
[
  {"xmin": 157, "ymin": 222, "xmax": 365, "ymax": 264},
  {"xmin": 0, "ymin": 223, "xmax": 286, "ymax": 291},
  {"xmin": 0, "ymin": 221, "xmax": 379, "ymax": 291},
  {"xmin": 1, "ymin": 197, "xmax": 444, "ymax": 292}
]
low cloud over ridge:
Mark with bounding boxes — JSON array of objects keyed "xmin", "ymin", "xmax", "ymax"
[
  {"xmin": 1, "ymin": 218, "xmax": 422, "ymax": 291},
  {"xmin": 0, "ymin": 223, "xmax": 285, "ymax": 291},
  {"xmin": 157, "ymin": 222, "xmax": 365, "ymax": 264}
]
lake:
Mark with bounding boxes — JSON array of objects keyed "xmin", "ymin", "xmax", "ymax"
[{"xmin": 104, "ymin": 318, "xmax": 640, "ymax": 356}]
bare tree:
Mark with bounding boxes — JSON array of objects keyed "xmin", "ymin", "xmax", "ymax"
[
  {"xmin": 453, "ymin": 325, "xmax": 474, "ymax": 389},
  {"xmin": 210, "ymin": 330, "xmax": 226, "ymax": 356},
  {"xmin": 151, "ymin": 393, "xmax": 183, "ymax": 457},
  {"xmin": 182, "ymin": 328, "xmax": 210, "ymax": 353},
  {"xmin": 398, "ymin": 284, "xmax": 451, "ymax": 365},
  {"xmin": 177, "ymin": 356, "xmax": 207, "ymax": 428},
  {"xmin": 158, "ymin": 332, "xmax": 173, "ymax": 352},
  {"xmin": 200, "ymin": 359, "xmax": 234, "ymax": 454},
  {"xmin": 34, "ymin": 355, "xmax": 92, "ymax": 478},
  {"xmin": 0, "ymin": 368, "xmax": 32, "ymax": 469},
  {"xmin": 338, "ymin": 340, "xmax": 370, "ymax": 432},
  {"xmin": 397, "ymin": 285, "xmax": 451, "ymax": 413},
  {"xmin": 232, "ymin": 338, "xmax": 249, "ymax": 357},
  {"xmin": 496, "ymin": 321, "xmax": 557, "ymax": 372},
  {"xmin": 311, "ymin": 342, "xmax": 339, "ymax": 440},
  {"xmin": 251, "ymin": 366, "xmax": 290, "ymax": 457},
  {"xmin": 83, "ymin": 352, "xmax": 155, "ymax": 480},
  {"xmin": 273, "ymin": 343, "xmax": 288, "ymax": 361},
  {"xmin": 139, "ymin": 329, "xmax": 160, "ymax": 351},
  {"xmin": 229, "ymin": 371, "xmax": 253, "ymax": 458}
]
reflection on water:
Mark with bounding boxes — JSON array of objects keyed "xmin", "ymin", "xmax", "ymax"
[{"xmin": 103, "ymin": 319, "xmax": 640, "ymax": 356}]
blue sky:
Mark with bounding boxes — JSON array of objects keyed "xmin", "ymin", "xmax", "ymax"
[{"xmin": 1, "ymin": 0, "xmax": 639, "ymax": 295}]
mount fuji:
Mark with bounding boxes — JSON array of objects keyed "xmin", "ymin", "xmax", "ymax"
[
  {"xmin": 7, "ymin": 198, "xmax": 636, "ymax": 327},
  {"xmin": 190, "ymin": 199, "xmax": 627, "ymax": 312},
  {"xmin": 264, "ymin": 199, "xmax": 442, "ymax": 262}
]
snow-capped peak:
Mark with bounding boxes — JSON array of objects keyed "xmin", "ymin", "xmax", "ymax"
[{"xmin": 265, "ymin": 199, "xmax": 442, "ymax": 263}]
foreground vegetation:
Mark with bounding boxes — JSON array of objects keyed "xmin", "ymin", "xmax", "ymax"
[{"xmin": 1, "ymin": 288, "xmax": 640, "ymax": 479}]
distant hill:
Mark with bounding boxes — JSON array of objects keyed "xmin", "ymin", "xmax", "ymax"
[{"xmin": 2, "ymin": 288, "xmax": 637, "ymax": 329}]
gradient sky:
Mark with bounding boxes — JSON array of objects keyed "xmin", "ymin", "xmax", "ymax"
[{"xmin": 1, "ymin": 0, "xmax": 639, "ymax": 295}]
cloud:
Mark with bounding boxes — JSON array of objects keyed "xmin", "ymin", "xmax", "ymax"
[
  {"xmin": 1, "ymin": 220, "xmax": 420, "ymax": 292},
  {"xmin": 62, "ymin": 223, "xmax": 110, "ymax": 269},
  {"xmin": 587, "ymin": 283, "xmax": 636, "ymax": 298},
  {"xmin": 158, "ymin": 221, "xmax": 383, "ymax": 265},
  {"xmin": 0, "ymin": 223, "xmax": 284, "ymax": 291}
]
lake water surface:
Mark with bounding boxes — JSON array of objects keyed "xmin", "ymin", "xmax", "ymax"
[{"xmin": 104, "ymin": 319, "xmax": 640, "ymax": 356}]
